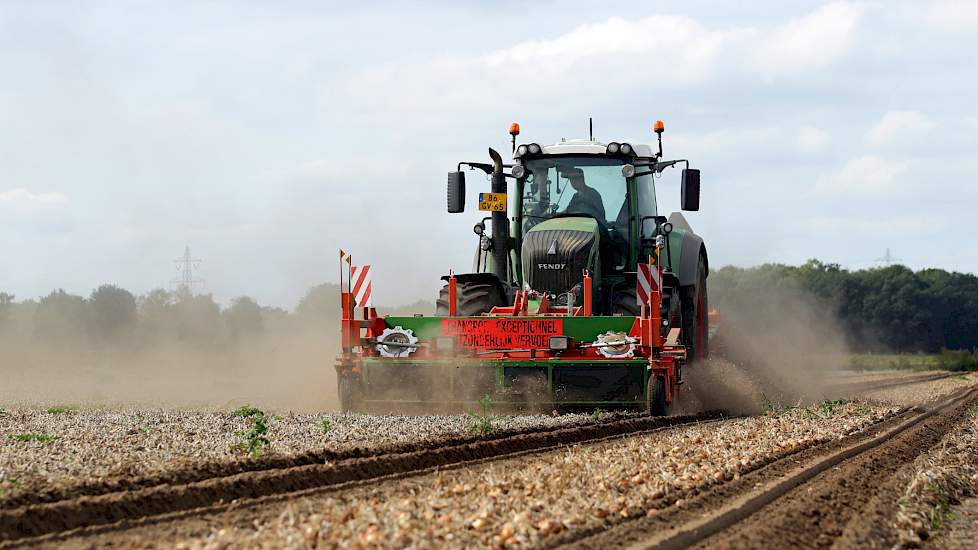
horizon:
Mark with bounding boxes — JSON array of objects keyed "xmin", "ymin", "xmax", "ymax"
[{"xmin": 2, "ymin": 257, "xmax": 972, "ymax": 311}]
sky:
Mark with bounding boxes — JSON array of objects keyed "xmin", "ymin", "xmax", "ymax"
[{"xmin": 1, "ymin": 1, "xmax": 977, "ymax": 309}]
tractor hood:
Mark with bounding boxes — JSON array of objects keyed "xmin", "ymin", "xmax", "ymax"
[{"xmin": 521, "ymin": 217, "xmax": 601, "ymax": 297}]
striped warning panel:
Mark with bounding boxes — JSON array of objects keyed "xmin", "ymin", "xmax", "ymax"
[
  {"xmin": 636, "ymin": 263, "xmax": 661, "ymax": 307},
  {"xmin": 351, "ymin": 265, "xmax": 372, "ymax": 308}
]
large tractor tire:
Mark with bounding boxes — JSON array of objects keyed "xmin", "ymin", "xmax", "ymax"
[
  {"xmin": 613, "ymin": 284, "xmax": 681, "ymax": 332},
  {"xmin": 680, "ymin": 256, "xmax": 709, "ymax": 364},
  {"xmin": 611, "ymin": 286, "xmax": 641, "ymax": 317},
  {"xmin": 646, "ymin": 375, "xmax": 667, "ymax": 416},
  {"xmin": 436, "ymin": 280, "xmax": 506, "ymax": 316}
]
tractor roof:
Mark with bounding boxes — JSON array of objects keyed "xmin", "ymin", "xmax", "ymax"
[{"xmin": 541, "ymin": 139, "xmax": 654, "ymax": 157}]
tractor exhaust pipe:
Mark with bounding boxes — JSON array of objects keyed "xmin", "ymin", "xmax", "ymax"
[{"xmin": 488, "ymin": 148, "xmax": 509, "ymax": 283}]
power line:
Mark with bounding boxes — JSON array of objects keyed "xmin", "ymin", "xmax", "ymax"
[{"xmin": 171, "ymin": 245, "xmax": 205, "ymax": 294}]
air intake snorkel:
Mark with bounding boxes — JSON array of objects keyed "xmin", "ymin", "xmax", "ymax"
[{"xmin": 488, "ymin": 147, "xmax": 510, "ymax": 283}]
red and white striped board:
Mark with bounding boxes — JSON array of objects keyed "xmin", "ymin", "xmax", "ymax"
[
  {"xmin": 636, "ymin": 263, "xmax": 661, "ymax": 307},
  {"xmin": 351, "ymin": 265, "xmax": 372, "ymax": 308}
]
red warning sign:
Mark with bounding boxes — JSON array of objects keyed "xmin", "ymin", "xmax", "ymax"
[{"xmin": 442, "ymin": 318, "xmax": 563, "ymax": 349}]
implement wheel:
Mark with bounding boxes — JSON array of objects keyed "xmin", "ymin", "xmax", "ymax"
[
  {"xmin": 646, "ymin": 375, "xmax": 667, "ymax": 416},
  {"xmin": 338, "ymin": 376, "xmax": 362, "ymax": 412}
]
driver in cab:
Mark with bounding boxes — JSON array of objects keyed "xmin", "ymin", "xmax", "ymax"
[{"xmin": 561, "ymin": 168, "xmax": 606, "ymax": 221}]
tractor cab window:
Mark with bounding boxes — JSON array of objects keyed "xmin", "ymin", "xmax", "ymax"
[
  {"xmin": 521, "ymin": 157, "xmax": 628, "ymax": 231},
  {"xmin": 635, "ymin": 173, "xmax": 657, "ymax": 220},
  {"xmin": 521, "ymin": 156, "xmax": 631, "ymax": 271}
]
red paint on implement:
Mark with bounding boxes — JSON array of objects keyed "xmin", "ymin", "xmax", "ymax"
[{"xmin": 442, "ymin": 318, "xmax": 563, "ymax": 349}]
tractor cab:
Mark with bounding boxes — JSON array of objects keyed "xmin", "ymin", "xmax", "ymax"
[
  {"xmin": 515, "ymin": 140, "xmax": 659, "ymax": 303},
  {"xmin": 450, "ymin": 123, "xmax": 701, "ymax": 319}
]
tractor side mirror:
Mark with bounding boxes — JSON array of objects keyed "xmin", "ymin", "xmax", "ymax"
[
  {"xmin": 681, "ymin": 168, "xmax": 700, "ymax": 211},
  {"xmin": 640, "ymin": 216, "xmax": 667, "ymax": 246},
  {"xmin": 447, "ymin": 171, "xmax": 465, "ymax": 213}
]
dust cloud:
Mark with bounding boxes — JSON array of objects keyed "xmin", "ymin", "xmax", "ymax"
[
  {"xmin": 0, "ymin": 320, "xmax": 339, "ymax": 412},
  {"xmin": 682, "ymin": 280, "xmax": 852, "ymax": 415}
]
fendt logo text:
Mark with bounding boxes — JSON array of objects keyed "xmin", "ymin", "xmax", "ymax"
[{"xmin": 537, "ymin": 263, "xmax": 566, "ymax": 270}]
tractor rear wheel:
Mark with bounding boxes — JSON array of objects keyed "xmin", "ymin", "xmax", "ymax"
[
  {"xmin": 680, "ymin": 256, "xmax": 709, "ymax": 364},
  {"xmin": 646, "ymin": 375, "xmax": 667, "ymax": 416},
  {"xmin": 436, "ymin": 280, "xmax": 506, "ymax": 316}
]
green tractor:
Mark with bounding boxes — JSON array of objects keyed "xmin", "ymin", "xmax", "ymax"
[{"xmin": 336, "ymin": 121, "xmax": 708, "ymax": 414}]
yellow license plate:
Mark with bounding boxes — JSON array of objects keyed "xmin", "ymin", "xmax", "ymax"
[{"xmin": 478, "ymin": 192, "xmax": 507, "ymax": 212}]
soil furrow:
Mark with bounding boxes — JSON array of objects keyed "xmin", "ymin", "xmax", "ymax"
[
  {"xmin": 557, "ymin": 386, "xmax": 978, "ymax": 550},
  {"xmin": 0, "ymin": 411, "xmax": 722, "ymax": 545}
]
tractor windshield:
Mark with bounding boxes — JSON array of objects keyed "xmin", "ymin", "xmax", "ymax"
[{"xmin": 521, "ymin": 156, "xmax": 629, "ymax": 234}]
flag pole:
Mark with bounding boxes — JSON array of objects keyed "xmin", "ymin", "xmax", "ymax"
[
  {"xmin": 339, "ymin": 249, "xmax": 346, "ymax": 293},
  {"xmin": 346, "ymin": 254, "xmax": 353, "ymax": 308}
]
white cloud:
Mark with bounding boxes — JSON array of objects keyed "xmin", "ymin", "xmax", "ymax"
[
  {"xmin": 923, "ymin": 1, "xmax": 978, "ymax": 33},
  {"xmin": 864, "ymin": 110, "xmax": 937, "ymax": 148},
  {"xmin": 812, "ymin": 155, "xmax": 910, "ymax": 197},
  {"xmin": 796, "ymin": 125, "xmax": 831, "ymax": 155},
  {"xmin": 343, "ymin": 4, "xmax": 870, "ymax": 121},
  {"xmin": 753, "ymin": 2, "xmax": 865, "ymax": 79},
  {"xmin": 485, "ymin": 15, "xmax": 748, "ymax": 84},
  {"xmin": 0, "ymin": 188, "xmax": 67, "ymax": 204}
]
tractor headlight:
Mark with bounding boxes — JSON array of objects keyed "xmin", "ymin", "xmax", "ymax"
[
  {"xmin": 607, "ymin": 142, "xmax": 621, "ymax": 154},
  {"xmin": 621, "ymin": 164, "xmax": 636, "ymax": 178},
  {"xmin": 511, "ymin": 164, "xmax": 525, "ymax": 179},
  {"xmin": 548, "ymin": 336, "xmax": 571, "ymax": 350},
  {"xmin": 527, "ymin": 143, "xmax": 542, "ymax": 154},
  {"xmin": 480, "ymin": 235, "xmax": 492, "ymax": 251},
  {"xmin": 620, "ymin": 143, "xmax": 634, "ymax": 155},
  {"xmin": 661, "ymin": 221, "xmax": 673, "ymax": 235},
  {"xmin": 516, "ymin": 144, "xmax": 529, "ymax": 157},
  {"xmin": 473, "ymin": 222, "xmax": 485, "ymax": 235}
]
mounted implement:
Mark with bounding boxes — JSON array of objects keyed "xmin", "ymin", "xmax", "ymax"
[{"xmin": 336, "ymin": 121, "xmax": 709, "ymax": 414}]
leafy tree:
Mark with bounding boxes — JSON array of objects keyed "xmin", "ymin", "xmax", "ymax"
[
  {"xmin": 296, "ymin": 283, "xmax": 340, "ymax": 323},
  {"xmin": 136, "ymin": 288, "xmax": 176, "ymax": 346},
  {"xmin": 0, "ymin": 292, "xmax": 13, "ymax": 325},
  {"xmin": 172, "ymin": 292, "xmax": 224, "ymax": 347},
  {"xmin": 34, "ymin": 289, "xmax": 90, "ymax": 344},
  {"xmin": 224, "ymin": 296, "xmax": 263, "ymax": 338},
  {"xmin": 89, "ymin": 284, "xmax": 137, "ymax": 339},
  {"xmin": 711, "ymin": 261, "xmax": 978, "ymax": 353}
]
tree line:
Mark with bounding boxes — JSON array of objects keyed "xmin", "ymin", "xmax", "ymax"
[
  {"xmin": 2, "ymin": 260, "xmax": 976, "ymax": 354},
  {"xmin": 710, "ymin": 260, "xmax": 978, "ymax": 353},
  {"xmin": 0, "ymin": 283, "xmax": 343, "ymax": 351}
]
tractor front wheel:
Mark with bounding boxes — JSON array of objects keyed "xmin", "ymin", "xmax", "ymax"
[
  {"xmin": 646, "ymin": 375, "xmax": 667, "ymax": 416},
  {"xmin": 436, "ymin": 280, "xmax": 506, "ymax": 316}
]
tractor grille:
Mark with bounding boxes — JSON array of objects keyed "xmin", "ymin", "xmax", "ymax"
[{"xmin": 522, "ymin": 229, "xmax": 596, "ymax": 296}]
